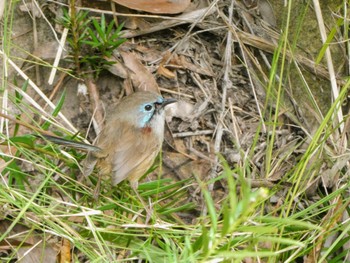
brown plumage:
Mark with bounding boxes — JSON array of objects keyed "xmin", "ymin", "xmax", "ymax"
[{"xmin": 43, "ymin": 91, "xmax": 176, "ymax": 190}]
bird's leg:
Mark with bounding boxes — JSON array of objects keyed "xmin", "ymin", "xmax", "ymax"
[
  {"xmin": 92, "ymin": 161, "xmax": 110, "ymax": 199},
  {"xmin": 92, "ymin": 172, "xmax": 102, "ymax": 200},
  {"xmin": 130, "ymin": 181, "xmax": 153, "ymax": 222}
]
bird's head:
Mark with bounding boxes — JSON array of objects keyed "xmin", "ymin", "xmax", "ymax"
[{"xmin": 118, "ymin": 91, "xmax": 176, "ymax": 133}]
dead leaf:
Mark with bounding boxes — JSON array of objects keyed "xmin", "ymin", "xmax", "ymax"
[
  {"xmin": 0, "ymin": 220, "xmax": 57, "ymax": 263},
  {"xmin": 258, "ymin": 0, "xmax": 277, "ymax": 27},
  {"xmin": 120, "ymin": 51, "xmax": 159, "ymax": 93},
  {"xmin": 157, "ymin": 65, "xmax": 176, "ymax": 79},
  {"xmin": 157, "ymin": 51, "xmax": 177, "ymax": 79},
  {"xmin": 106, "ymin": 56, "xmax": 128, "ymax": 79},
  {"xmin": 135, "ymin": 46, "xmax": 162, "ymax": 62},
  {"xmin": 123, "ymin": 78, "xmax": 134, "ymax": 95},
  {"xmin": 112, "ymin": 0, "xmax": 191, "ymax": 14},
  {"xmin": 164, "ymin": 151, "xmax": 211, "ymax": 181},
  {"xmin": 18, "ymin": 244, "xmax": 57, "ymax": 263},
  {"xmin": 159, "ymin": 52, "xmax": 213, "ymax": 77},
  {"xmin": 120, "ymin": 7, "xmax": 215, "ymax": 38},
  {"xmin": 321, "ymin": 155, "xmax": 350, "ymax": 188},
  {"xmin": 59, "ymin": 238, "xmax": 71, "ymax": 263},
  {"xmin": 124, "ymin": 17, "xmax": 151, "ymax": 30},
  {"xmin": 165, "ymin": 100, "xmax": 194, "ymax": 122}
]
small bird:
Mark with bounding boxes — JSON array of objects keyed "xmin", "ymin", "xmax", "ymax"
[{"xmin": 43, "ymin": 91, "xmax": 176, "ymax": 192}]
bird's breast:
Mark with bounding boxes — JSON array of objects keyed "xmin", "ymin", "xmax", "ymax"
[{"xmin": 141, "ymin": 126, "xmax": 152, "ymax": 134}]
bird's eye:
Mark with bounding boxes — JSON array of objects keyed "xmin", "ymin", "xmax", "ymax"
[{"xmin": 144, "ymin": 104, "xmax": 153, "ymax": 111}]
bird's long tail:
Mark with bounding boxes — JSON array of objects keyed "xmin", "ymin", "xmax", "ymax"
[{"xmin": 39, "ymin": 134, "xmax": 101, "ymax": 152}]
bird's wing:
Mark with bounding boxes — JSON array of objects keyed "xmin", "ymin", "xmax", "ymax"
[
  {"xmin": 82, "ymin": 121, "xmax": 160, "ymax": 185},
  {"xmin": 107, "ymin": 124, "xmax": 161, "ymax": 186}
]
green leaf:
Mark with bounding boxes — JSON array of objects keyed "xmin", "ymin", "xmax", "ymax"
[
  {"xmin": 9, "ymin": 134, "xmax": 36, "ymax": 148},
  {"xmin": 14, "ymin": 79, "xmax": 28, "ymax": 104},
  {"xmin": 106, "ymin": 19, "xmax": 115, "ymax": 36},
  {"xmin": 41, "ymin": 89, "xmax": 66, "ymax": 130},
  {"xmin": 6, "ymin": 161, "xmax": 27, "ymax": 190},
  {"xmin": 13, "ymin": 80, "xmax": 29, "ymax": 136},
  {"xmin": 100, "ymin": 14, "xmax": 106, "ymax": 35},
  {"xmin": 202, "ymin": 188, "xmax": 217, "ymax": 230},
  {"xmin": 316, "ymin": 17, "xmax": 344, "ymax": 64},
  {"xmin": 92, "ymin": 17, "xmax": 105, "ymax": 40}
]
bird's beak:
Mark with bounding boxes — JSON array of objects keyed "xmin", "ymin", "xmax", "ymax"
[{"xmin": 160, "ymin": 98, "xmax": 177, "ymax": 109}]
